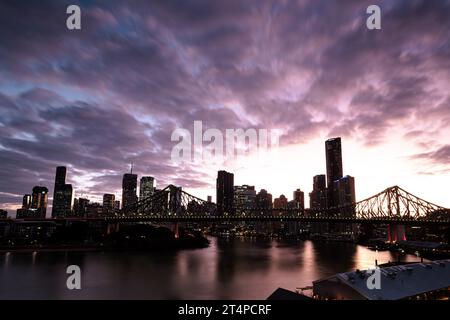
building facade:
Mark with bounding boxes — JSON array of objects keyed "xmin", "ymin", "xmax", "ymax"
[
  {"xmin": 234, "ymin": 185, "xmax": 256, "ymax": 214},
  {"xmin": 216, "ymin": 170, "xmax": 234, "ymax": 215},
  {"xmin": 103, "ymin": 194, "xmax": 115, "ymax": 215},
  {"xmin": 325, "ymin": 138, "xmax": 343, "ymax": 208},
  {"xmin": 52, "ymin": 166, "xmax": 73, "ymax": 218},
  {"xmin": 122, "ymin": 173, "xmax": 138, "ymax": 214}
]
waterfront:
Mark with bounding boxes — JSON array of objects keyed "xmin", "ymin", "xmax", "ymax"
[{"xmin": 0, "ymin": 237, "xmax": 422, "ymax": 300}]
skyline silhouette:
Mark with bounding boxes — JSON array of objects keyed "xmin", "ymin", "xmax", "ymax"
[{"xmin": 1, "ymin": 1, "xmax": 449, "ymax": 211}]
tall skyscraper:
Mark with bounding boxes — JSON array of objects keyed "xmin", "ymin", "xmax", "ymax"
[
  {"xmin": 234, "ymin": 185, "xmax": 256, "ymax": 214},
  {"xmin": 122, "ymin": 173, "xmax": 138, "ymax": 213},
  {"xmin": 334, "ymin": 175, "xmax": 356, "ymax": 210},
  {"xmin": 114, "ymin": 200, "xmax": 121, "ymax": 211},
  {"xmin": 52, "ymin": 166, "xmax": 73, "ymax": 218},
  {"xmin": 207, "ymin": 196, "xmax": 212, "ymax": 203},
  {"xmin": 325, "ymin": 137, "xmax": 343, "ymax": 208},
  {"xmin": 293, "ymin": 189, "xmax": 305, "ymax": 210},
  {"xmin": 103, "ymin": 194, "xmax": 115, "ymax": 215},
  {"xmin": 22, "ymin": 194, "xmax": 32, "ymax": 209},
  {"xmin": 31, "ymin": 186, "xmax": 48, "ymax": 218},
  {"xmin": 216, "ymin": 170, "xmax": 234, "ymax": 215},
  {"xmin": 309, "ymin": 174, "xmax": 327, "ymax": 209},
  {"xmin": 139, "ymin": 176, "xmax": 155, "ymax": 214}
]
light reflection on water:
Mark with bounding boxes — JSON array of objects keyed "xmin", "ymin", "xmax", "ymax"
[{"xmin": 0, "ymin": 237, "xmax": 421, "ymax": 299}]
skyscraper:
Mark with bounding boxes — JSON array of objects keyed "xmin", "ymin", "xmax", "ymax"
[
  {"xmin": 216, "ymin": 170, "xmax": 234, "ymax": 215},
  {"xmin": 22, "ymin": 194, "xmax": 32, "ymax": 209},
  {"xmin": 234, "ymin": 185, "xmax": 256, "ymax": 214},
  {"xmin": 122, "ymin": 173, "xmax": 138, "ymax": 213},
  {"xmin": 334, "ymin": 175, "xmax": 356, "ymax": 211},
  {"xmin": 293, "ymin": 189, "xmax": 305, "ymax": 210},
  {"xmin": 73, "ymin": 197, "xmax": 90, "ymax": 217},
  {"xmin": 52, "ymin": 166, "xmax": 73, "ymax": 218},
  {"xmin": 325, "ymin": 138, "xmax": 343, "ymax": 208},
  {"xmin": 139, "ymin": 176, "xmax": 155, "ymax": 214},
  {"xmin": 309, "ymin": 174, "xmax": 327, "ymax": 209},
  {"xmin": 31, "ymin": 186, "xmax": 48, "ymax": 218},
  {"xmin": 103, "ymin": 194, "xmax": 115, "ymax": 215}
]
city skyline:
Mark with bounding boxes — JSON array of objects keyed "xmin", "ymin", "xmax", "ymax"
[{"xmin": 1, "ymin": 1, "xmax": 450, "ymax": 212}]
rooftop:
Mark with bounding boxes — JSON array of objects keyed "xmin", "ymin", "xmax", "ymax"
[{"xmin": 314, "ymin": 259, "xmax": 450, "ymax": 300}]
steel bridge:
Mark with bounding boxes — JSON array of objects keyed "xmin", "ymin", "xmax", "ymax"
[{"xmin": 3, "ymin": 185, "xmax": 449, "ymax": 226}]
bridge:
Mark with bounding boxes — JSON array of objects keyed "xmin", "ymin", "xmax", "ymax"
[{"xmin": 3, "ymin": 185, "xmax": 449, "ymax": 226}]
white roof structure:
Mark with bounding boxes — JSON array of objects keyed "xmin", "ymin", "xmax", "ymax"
[{"xmin": 313, "ymin": 259, "xmax": 450, "ymax": 300}]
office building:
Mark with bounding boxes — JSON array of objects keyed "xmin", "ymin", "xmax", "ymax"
[
  {"xmin": 139, "ymin": 176, "xmax": 155, "ymax": 214},
  {"xmin": 52, "ymin": 166, "xmax": 73, "ymax": 218},
  {"xmin": 216, "ymin": 170, "xmax": 234, "ymax": 215},
  {"xmin": 122, "ymin": 173, "xmax": 138, "ymax": 213},
  {"xmin": 139, "ymin": 176, "xmax": 155, "ymax": 200},
  {"xmin": 31, "ymin": 186, "xmax": 48, "ymax": 218},
  {"xmin": 309, "ymin": 174, "xmax": 327, "ymax": 209},
  {"xmin": 73, "ymin": 198, "xmax": 90, "ymax": 217},
  {"xmin": 22, "ymin": 194, "xmax": 32, "ymax": 209},
  {"xmin": 325, "ymin": 138, "xmax": 343, "ymax": 208},
  {"xmin": 334, "ymin": 175, "xmax": 356, "ymax": 212},
  {"xmin": 103, "ymin": 194, "xmax": 115, "ymax": 215},
  {"xmin": 234, "ymin": 185, "xmax": 256, "ymax": 214},
  {"xmin": 293, "ymin": 189, "xmax": 305, "ymax": 210}
]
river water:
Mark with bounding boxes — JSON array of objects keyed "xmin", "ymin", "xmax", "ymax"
[{"xmin": 0, "ymin": 237, "xmax": 421, "ymax": 299}]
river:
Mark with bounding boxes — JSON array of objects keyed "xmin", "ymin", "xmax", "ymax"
[{"xmin": 0, "ymin": 237, "xmax": 422, "ymax": 299}]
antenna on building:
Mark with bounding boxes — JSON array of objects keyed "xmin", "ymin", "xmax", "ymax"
[{"xmin": 130, "ymin": 162, "xmax": 134, "ymax": 174}]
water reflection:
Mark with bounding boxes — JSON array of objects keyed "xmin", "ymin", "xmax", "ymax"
[{"xmin": 0, "ymin": 238, "xmax": 422, "ymax": 299}]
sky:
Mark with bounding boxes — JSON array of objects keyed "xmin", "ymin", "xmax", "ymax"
[{"xmin": 0, "ymin": 0, "xmax": 449, "ymax": 215}]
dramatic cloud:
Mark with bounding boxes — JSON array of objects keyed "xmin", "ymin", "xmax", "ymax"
[{"xmin": 0, "ymin": 0, "xmax": 449, "ymax": 211}]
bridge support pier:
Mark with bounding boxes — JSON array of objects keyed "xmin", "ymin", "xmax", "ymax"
[
  {"xmin": 172, "ymin": 223, "xmax": 179, "ymax": 238},
  {"xmin": 387, "ymin": 224, "xmax": 406, "ymax": 243}
]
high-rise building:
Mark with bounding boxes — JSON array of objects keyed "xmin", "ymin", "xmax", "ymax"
[
  {"xmin": 73, "ymin": 198, "xmax": 90, "ymax": 217},
  {"xmin": 334, "ymin": 175, "xmax": 356, "ymax": 210},
  {"xmin": 325, "ymin": 138, "xmax": 343, "ymax": 208},
  {"xmin": 0, "ymin": 209, "xmax": 7, "ymax": 218},
  {"xmin": 293, "ymin": 189, "xmax": 305, "ymax": 210},
  {"xmin": 309, "ymin": 174, "xmax": 329, "ymax": 236},
  {"xmin": 139, "ymin": 176, "xmax": 155, "ymax": 200},
  {"xmin": 52, "ymin": 166, "xmax": 73, "ymax": 218},
  {"xmin": 255, "ymin": 189, "xmax": 273, "ymax": 210},
  {"xmin": 122, "ymin": 173, "xmax": 138, "ymax": 214},
  {"xmin": 139, "ymin": 176, "xmax": 155, "ymax": 214},
  {"xmin": 216, "ymin": 170, "xmax": 234, "ymax": 215},
  {"xmin": 22, "ymin": 194, "xmax": 32, "ymax": 209},
  {"xmin": 103, "ymin": 194, "xmax": 115, "ymax": 215},
  {"xmin": 207, "ymin": 196, "xmax": 212, "ymax": 203},
  {"xmin": 31, "ymin": 186, "xmax": 48, "ymax": 218},
  {"xmin": 114, "ymin": 200, "xmax": 120, "ymax": 211},
  {"xmin": 309, "ymin": 174, "xmax": 327, "ymax": 209},
  {"xmin": 234, "ymin": 185, "xmax": 256, "ymax": 214}
]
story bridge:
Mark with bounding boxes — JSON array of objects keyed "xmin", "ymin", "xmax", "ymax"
[{"xmin": 6, "ymin": 185, "xmax": 448, "ymax": 226}]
